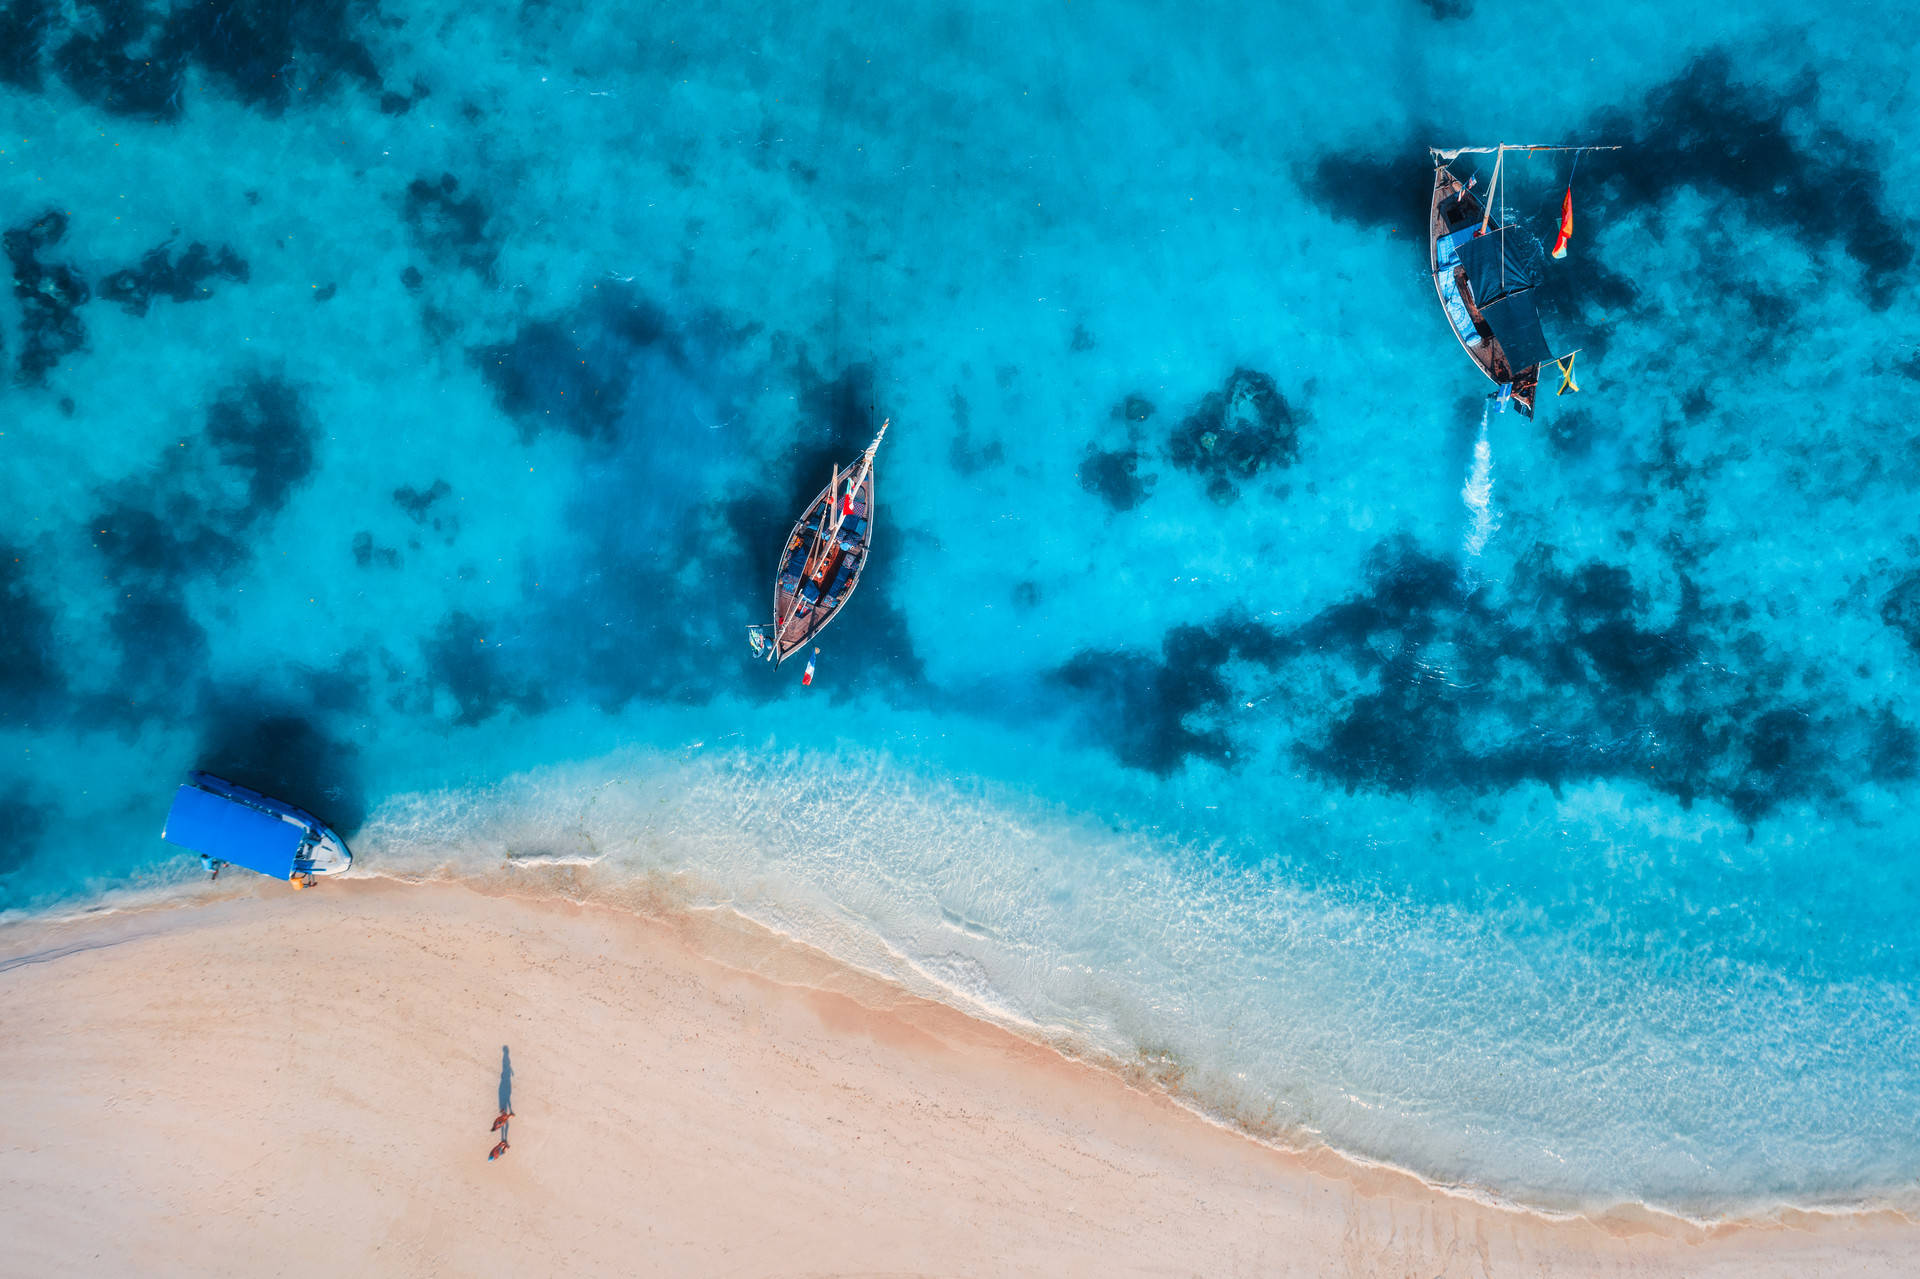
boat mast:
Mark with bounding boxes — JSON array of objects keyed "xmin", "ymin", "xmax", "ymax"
[
  {"xmin": 831, "ymin": 418, "xmax": 889, "ymax": 539},
  {"xmin": 808, "ymin": 463, "xmax": 838, "ymax": 574},
  {"xmin": 1478, "ymin": 145, "xmax": 1504, "ymax": 235}
]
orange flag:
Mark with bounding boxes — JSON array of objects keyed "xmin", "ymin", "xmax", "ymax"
[{"xmin": 1550, "ymin": 185, "xmax": 1574, "ymax": 259}]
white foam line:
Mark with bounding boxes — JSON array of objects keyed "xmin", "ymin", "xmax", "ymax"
[{"xmin": 1462, "ymin": 400, "xmax": 1500, "ymax": 559}]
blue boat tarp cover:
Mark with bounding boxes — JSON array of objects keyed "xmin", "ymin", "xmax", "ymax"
[
  {"xmin": 1480, "ymin": 292, "xmax": 1556, "ymax": 373},
  {"xmin": 163, "ymin": 784, "xmax": 304, "ymax": 879},
  {"xmin": 1456, "ymin": 226, "xmax": 1538, "ymax": 305}
]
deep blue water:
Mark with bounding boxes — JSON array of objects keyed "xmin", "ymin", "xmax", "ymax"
[{"xmin": 4, "ymin": 0, "xmax": 1919, "ymax": 1219}]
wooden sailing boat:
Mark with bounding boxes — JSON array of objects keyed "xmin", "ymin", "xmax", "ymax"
[
  {"xmin": 749, "ymin": 420, "xmax": 890, "ymax": 668},
  {"xmin": 1429, "ymin": 143, "xmax": 1618, "ymax": 417}
]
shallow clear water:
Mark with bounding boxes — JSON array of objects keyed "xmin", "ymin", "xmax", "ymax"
[{"xmin": 3, "ymin": 0, "xmax": 1919, "ymax": 1220}]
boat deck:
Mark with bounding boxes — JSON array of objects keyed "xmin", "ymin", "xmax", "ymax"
[{"xmin": 770, "ymin": 472, "xmax": 876, "ymax": 663}]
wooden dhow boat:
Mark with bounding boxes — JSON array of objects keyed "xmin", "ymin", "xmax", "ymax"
[
  {"xmin": 1429, "ymin": 143, "xmax": 1619, "ymax": 417},
  {"xmin": 749, "ymin": 420, "xmax": 890, "ymax": 675}
]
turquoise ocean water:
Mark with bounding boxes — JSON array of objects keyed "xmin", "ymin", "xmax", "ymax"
[{"xmin": 4, "ymin": 0, "xmax": 1919, "ymax": 1221}]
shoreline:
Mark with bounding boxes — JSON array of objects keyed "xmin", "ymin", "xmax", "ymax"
[
  {"xmin": 9, "ymin": 866, "xmax": 1912, "ymax": 1233},
  {"xmin": 3, "ymin": 877, "xmax": 1914, "ymax": 1275}
]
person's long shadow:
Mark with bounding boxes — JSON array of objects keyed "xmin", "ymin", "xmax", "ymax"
[{"xmin": 498, "ymin": 1045, "xmax": 513, "ymax": 1115}]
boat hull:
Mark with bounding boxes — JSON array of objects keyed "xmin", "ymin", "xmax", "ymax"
[
  {"xmin": 767, "ymin": 463, "xmax": 876, "ymax": 664},
  {"xmin": 1430, "ymin": 164, "xmax": 1539, "ymax": 418}
]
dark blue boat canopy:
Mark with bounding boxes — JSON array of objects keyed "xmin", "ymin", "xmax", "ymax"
[
  {"xmin": 1456, "ymin": 227, "xmax": 1538, "ymax": 306},
  {"xmin": 162, "ymin": 784, "xmax": 305, "ymax": 879},
  {"xmin": 1480, "ymin": 292, "xmax": 1555, "ymax": 373}
]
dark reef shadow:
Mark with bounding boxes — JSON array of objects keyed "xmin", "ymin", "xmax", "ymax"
[{"xmin": 195, "ymin": 702, "xmax": 366, "ymax": 833}]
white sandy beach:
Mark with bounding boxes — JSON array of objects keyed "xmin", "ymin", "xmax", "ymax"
[{"xmin": 1, "ymin": 878, "xmax": 1912, "ymax": 1277}]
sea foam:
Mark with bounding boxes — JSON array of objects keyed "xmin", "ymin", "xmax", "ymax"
[{"xmin": 1461, "ymin": 403, "xmax": 1500, "ymax": 559}]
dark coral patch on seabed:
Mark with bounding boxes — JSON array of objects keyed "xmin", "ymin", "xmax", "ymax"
[
  {"xmin": 422, "ymin": 610, "xmax": 545, "ymax": 727},
  {"xmin": 53, "ymin": 13, "xmax": 186, "ymax": 119},
  {"xmin": 470, "ymin": 288, "xmax": 675, "ymax": 443},
  {"xmin": 1585, "ymin": 51, "xmax": 1914, "ymax": 309},
  {"xmin": 45, "ymin": 0, "xmax": 382, "ymax": 120},
  {"xmin": 476, "ymin": 313, "xmax": 626, "ymax": 440},
  {"xmin": 99, "ymin": 243, "xmax": 250, "ymax": 316},
  {"xmin": 5, "ymin": 211, "xmax": 252, "ymax": 384},
  {"xmin": 380, "ymin": 79, "xmax": 431, "ymax": 115},
  {"xmin": 4, "ymin": 211, "xmax": 90, "ymax": 383},
  {"xmin": 105, "ymin": 593, "xmax": 212, "ymax": 708},
  {"xmin": 394, "ymin": 479, "xmax": 453, "ymax": 521},
  {"xmin": 196, "ymin": 700, "xmax": 368, "ymax": 833},
  {"xmin": 946, "ymin": 390, "xmax": 1004, "ymax": 475},
  {"xmin": 1291, "ymin": 540, "xmax": 1889, "ymax": 823},
  {"xmin": 405, "ymin": 174, "xmax": 500, "ymax": 279},
  {"xmin": 351, "ymin": 530, "xmax": 400, "ymax": 568},
  {"xmin": 1079, "ymin": 394, "xmax": 1158, "ymax": 512},
  {"xmin": 1053, "ymin": 619, "xmax": 1285, "ymax": 775},
  {"xmin": 85, "ymin": 376, "xmax": 320, "ymax": 712},
  {"xmin": 1079, "ymin": 445, "xmax": 1155, "ymax": 512},
  {"xmin": 1881, "ymin": 572, "xmax": 1920, "ymax": 655},
  {"xmin": 1052, "ymin": 534, "xmax": 1915, "ymax": 824},
  {"xmin": 205, "ymin": 378, "xmax": 317, "ymax": 511},
  {"xmin": 297, "ymin": 653, "xmax": 373, "ymax": 717},
  {"xmin": 1166, "ymin": 369, "xmax": 1301, "ymax": 504},
  {"xmin": 0, "ymin": 780, "xmax": 53, "ymax": 879},
  {"xmin": 0, "ymin": 549, "xmax": 62, "ymax": 728},
  {"xmin": 1307, "ymin": 132, "xmax": 1441, "ymax": 233},
  {"xmin": 0, "ymin": 0, "xmax": 53, "ymax": 90},
  {"xmin": 393, "ymin": 479, "xmax": 459, "ymax": 542}
]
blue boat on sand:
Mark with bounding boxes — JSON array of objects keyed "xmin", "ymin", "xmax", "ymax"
[{"xmin": 161, "ymin": 772, "xmax": 353, "ymax": 886}]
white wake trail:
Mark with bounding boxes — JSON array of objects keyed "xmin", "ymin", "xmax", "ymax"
[{"xmin": 1461, "ymin": 401, "xmax": 1500, "ymax": 558}]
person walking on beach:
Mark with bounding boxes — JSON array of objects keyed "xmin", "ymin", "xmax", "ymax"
[{"xmin": 491, "ymin": 1044, "xmax": 513, "ymax": 1162}]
